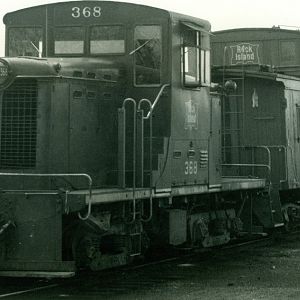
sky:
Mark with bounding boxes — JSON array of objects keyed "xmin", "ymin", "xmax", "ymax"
[{"xmin": 1, "ymin": 0, "xmax": 300, "ymax": 56}]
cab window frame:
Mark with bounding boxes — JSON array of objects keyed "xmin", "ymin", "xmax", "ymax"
[
  {"xmin": 133, "ymin": 24, "xmax": 162, "ymax": 87},
  {"xmin": 53, "ymin": 25, "xmax": 86, "ymax": 56},
  {"xmin": 7, "ymin": 26, "xmax": 44, "ymax": 58},
  {"xmin": 89, "ymin": 24, "xmax": 126, "ymax": 56},
  {"xmin": 181, "ymin": 24, "xmax": 211, "ymax": 88}
]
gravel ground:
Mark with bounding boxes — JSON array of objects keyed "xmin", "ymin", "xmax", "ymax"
[{"xmin": 2, "ymin": 232, "xmax": 300, "ymax": 299}]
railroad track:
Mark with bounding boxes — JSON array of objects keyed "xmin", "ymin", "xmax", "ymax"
[
  {"xmin": 0, "ymin": 233, "xmax": 286, "ymax": 299},
  {"xmin": 0, "ymin": 284, "xmax": 59, "ymax": 299}
]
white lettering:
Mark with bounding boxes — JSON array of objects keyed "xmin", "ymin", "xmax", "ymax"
[
  {"xmin": 184, "ymin": 160, "xmax": 198, "ymax": 175},
  {"xmin": 0, "ymin": 67, "xmax": 8, "ymax": 77},
  {"xmin": 71, "ymin": 6, "xmax": 102, "ymax": 18},
  {"xmin": 93, "ymin": 6, "xmax": 102, "ymax": 17},
  {"xmin": 83, "ymin": 7, "xmax": 91, "ymax": 17},
  {"xmin": 233, "ymin": 43, "xmax": 258, "ymax": 64},
  {"xmin": 72, "ymin": 7, "xmax": 80, "ymax": 18}
]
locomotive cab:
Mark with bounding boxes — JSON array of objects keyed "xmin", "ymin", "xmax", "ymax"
[{"xmin": 2, "ymin": 1, "xmax": 214, "ymax": 189}]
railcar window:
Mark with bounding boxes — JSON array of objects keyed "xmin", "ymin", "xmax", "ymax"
[
  {"xmin": 8, "ymin": 27, "xmax": 43, "ymax": 57},
  {"xmin": 54, "ymin": 27, "xmax": 84, "ymax": 55},
  {"xmin": 133, "ymin": 25, "xmax": 161, "ymax": 85},
  {"xmin": 90, "ymin": 26, "xmax": 125, "ymax": 54},
  {"xmin": 280, "ymin": 40, "xmax": 296, "ymax": 65},
  {"xmin": 183, "ymin": 28, "xmax": 210, "ymax": 87}
]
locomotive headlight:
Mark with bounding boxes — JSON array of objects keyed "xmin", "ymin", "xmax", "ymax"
[{"xmin": 0, "ymin": 60, "xmax": 10, "ymax": 88}]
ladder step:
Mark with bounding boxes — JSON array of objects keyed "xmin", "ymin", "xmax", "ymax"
[
  {"xmin": 130, "ymin": 233, "xmax": 141, "ymax": 236},
  {"xmin": 222, "ymin": 129, "xmax": 241, "ymax": 132},
  {"xmin": 223, "ymin": 111, "xmax": 243, "ymax": 114},
  {"xmin": 130, "ymin": 252, "xmax": 141, "ymax": 257},
  {"xmin": 274, "ymin": 223, "xmax": 284, "ymax": 228},
  {"xmin": 224, "ymin": 77, "xmax": 244, "ymax": 80},
  {"xmin": 130, "ymin": 232, "xmax": 142, "ymax": 256}
]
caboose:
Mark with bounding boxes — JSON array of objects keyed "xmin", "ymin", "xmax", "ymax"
[
  {"xmin": 212, "ymin": 27, "xmax": 300, "ymax": 77},
  {"xmin": 212, "ymin": 27, "xmax": 300, "ymax": 230},
  {"xmin": 0, "ymin": 2, "xmax": 272, "ymax": 277}
]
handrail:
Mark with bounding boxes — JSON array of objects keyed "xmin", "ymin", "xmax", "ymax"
[
  {"xmin": 138, "ymin": 98, "xmax": 153, "ymax": 222},
  {"xmin": 264, "ymin": 145, "xmax": 288, "ymax": 183},
  {"xmin": 0, "ymin": 172, "xmax": 93, "ymax": 220},
  {"xmin": 121, "ymin": 98, "xmax": 137, "ymax": 224},
  {"xmin": 222, "ymin": 145, "xmax": 271, "ymax": 175},
  {"xmin": 145, "ymin": 84, "xmax": 170, "ymax": 119},
  {"xmin": 119, "ymin": 86, "xmax": 170, "ymax": 223},
  {"xmin": 222, "ymin": 145, "xmax": 271, "ymax": 183},
  {"xmin": 222, "ymin": 144, "xmax": 288, "ymax": 184},
  {"xmin": 223, "ymin": 145, "xmax": 288, "ymax": 181},
  {"xmin": 221, "ymin": 163, "xmax": 271, "ymax": 181}
]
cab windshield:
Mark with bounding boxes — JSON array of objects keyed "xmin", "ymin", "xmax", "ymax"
[
  {"xmin": 54, "ymin": 27, "xmax": 84, "ymax": 55},
  {"xmin": 90, "ymin": 26, "xmax": 125, "ymax": 54},
  {"xmin": 54, "ymin": 25, "xmax": 125, "ymax": 56},
  {"xmin": 8, "ymin": 27, "xmax": 43, "ymax": 57}
]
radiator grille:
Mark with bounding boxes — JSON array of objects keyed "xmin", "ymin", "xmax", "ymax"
[{"xmin": 1, "ymin": 79, "xmax": 38, "ymax": 169}]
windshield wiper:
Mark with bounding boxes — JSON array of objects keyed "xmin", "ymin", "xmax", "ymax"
[
  {"xmin": 129, "ymin": 39, "xmax": 153, "ymax": 56},
  {"xmin": 30, "ymin": 41, "xmax": 42, "ymax": 58}
]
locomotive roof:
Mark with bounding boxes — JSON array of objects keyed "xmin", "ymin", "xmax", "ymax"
[
  {"xmin": 213, "ymin": 27, "xmax": 300, "ymax": 37},
  {"xmin": 3, "ymin": 1, "xmax": 210, "ymax": 30}
]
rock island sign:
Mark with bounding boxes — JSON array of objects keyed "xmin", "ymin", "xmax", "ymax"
[{"xmin": 230, "ymin": 43, "xmax": 260, "ymax": 65}]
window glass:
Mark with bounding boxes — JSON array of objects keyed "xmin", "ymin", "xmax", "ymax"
[
  {"xmin": 280, "ymin": 40, "xmax": 296, "ymax": 65},
  {"xmin": 201, "ymin": 49, "xmax": 205, "ymax": 84},
  {"xmin": 183, "ymin": 30, "xmax": 199, "ymax": 86},
  {"xmin": 8, "ymin": 27, "xmax": 43, "ymax": 57},
  {"xmin": 54, "ymin": 27, "xmax": 84, "ymax": 55},
  {"xmin": 182, "ymin": 27, "xmax": 210, "ymax": 87},
  {"xmin": 205, "ymin": 50, "xmax": 211, "ymax": 83},
  {"xmin": 184, "ymin": 45, "xmax": 200, "ymax": 85},
  {"xmin": 90, "ymin": 26, "xmax": 125, "ymax": 54},
  {"xmin": 134, "ymin": 25, "xmax": 161, "ymax": 85}
]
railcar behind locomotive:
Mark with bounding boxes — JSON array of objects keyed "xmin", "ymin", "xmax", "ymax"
[
  {"xmin": 212, "ymin": 27, "xmax": 300, "ymax": 76},
  {"xmin": 0, "ymin": 1, "xmax": 278, "ymax": 277},
  {"xmin": 212, "ymin": 27, "xmax": 300, "ymax": 230}
]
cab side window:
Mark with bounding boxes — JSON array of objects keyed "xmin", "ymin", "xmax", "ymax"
[{"xmin": 182, "ymin": 26, "xmax": 210, "ymax": 87}]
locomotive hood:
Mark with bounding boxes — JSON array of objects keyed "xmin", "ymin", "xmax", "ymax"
[
  {"xmin": 0, "ymin": 57, "xmax": 58, "ymax": 89},
  {"xmin": 0, "ymin": 56, "xmax": 123, "ymax": 90}
]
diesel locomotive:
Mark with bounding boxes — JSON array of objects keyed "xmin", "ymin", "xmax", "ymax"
[{"xmin": 0, "ymin": 1, "xmax": 280, "ymax": 277}]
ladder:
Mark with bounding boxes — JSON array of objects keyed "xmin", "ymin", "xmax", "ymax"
[
  {"xmin": 129, "ymin": 221, "xmax": 143, "ymax": 257},
  {"xmin": 117, "ymin": 97, "xmax": 156, "ymax": 226},
  {"xmin": 118, "ymin": 97, "xmax": 153, "ymax": 190},
  {"xmin": 221, "ymin": 47, "xmax": 246, "ymax": 166},
  {"xmin": 117, "ymin": 84, "xmax": 169, "ymax": 224},
  {"xmin": 118, "ymin": 96, "xmax": 155, "ymax": 257}
]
